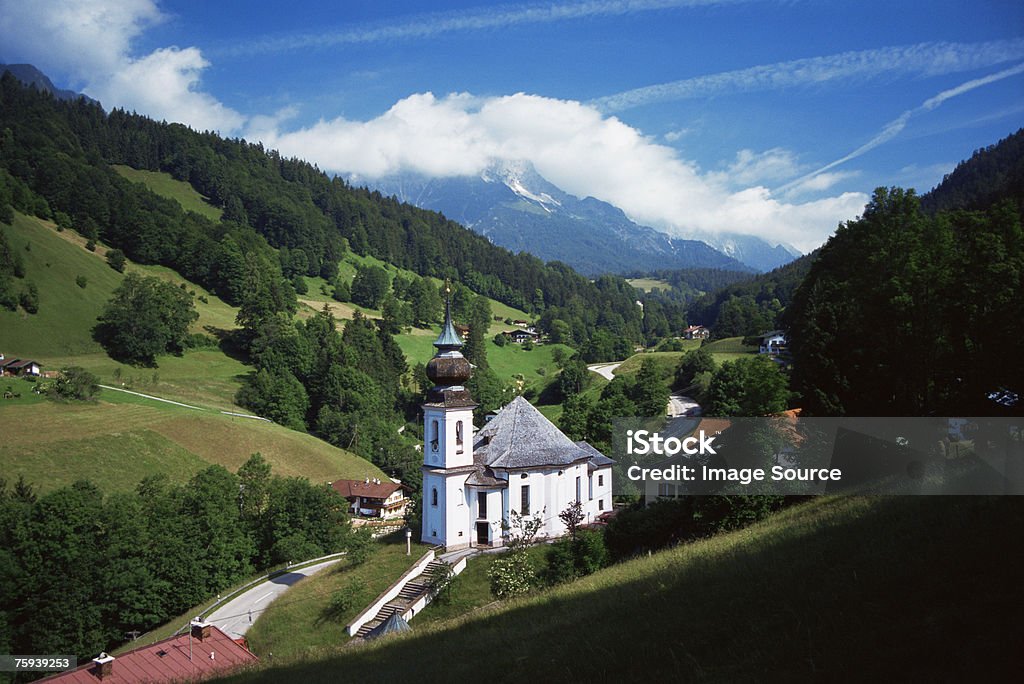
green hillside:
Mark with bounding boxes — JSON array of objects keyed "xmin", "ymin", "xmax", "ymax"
[
  {"xmin": 0, "ymin": 382, "xmax": 384, "ymax": 493},
  {"xmin": 221, "ymin": 495, "xmax": 1023, "ymax": 682},
  {"xmin": 113, "ymin": 165, "xmax": 224, "ymax": 222},
  {"xmin": 0, "ymin": 213, "xmax": 247, "ymax": 408}
]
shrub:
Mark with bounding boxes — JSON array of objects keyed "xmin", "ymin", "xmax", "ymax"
[
  {"xmin": 52, "ymin": 366, "xmax": 100, "ymax": 401},
  {"xmin": 76, "ymin": 275, "xmax": 87, "ymax": 288},
  {"xmin": 106, "ymin": 248, "xmax": 126, "ymax": 272},
  {"xmin": 487, "ymin": 552, "xmax": 536, "ymax": 599}
]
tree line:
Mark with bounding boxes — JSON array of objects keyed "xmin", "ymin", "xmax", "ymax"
[
  {"xmin": 0, "ymin": 456, "xmax": 357, "ymax": 667},
  {"xmin": 0, "ymin": 74, "xmax": 645, "ymax": 355}
]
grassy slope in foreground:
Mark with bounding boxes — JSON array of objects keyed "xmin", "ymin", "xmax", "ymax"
[
  {"xmin": 221, "ymin": 496, "xmax": 1023, "ymax": 682},
  {"xmin": 0, "ymin": 388, "xmax": 385, "ymax": 493}
]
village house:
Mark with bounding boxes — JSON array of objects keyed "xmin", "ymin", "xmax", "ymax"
[
  {"xmin": 422, "ymin": 298, "xmax": 613, "ymax": 550},
  {"xmin": 682, "ymin": 325, "xmax": 710, "ymax": 340},
  {"xmin": 502, "ymin": 328, "xmax": 541, "ymax": 344},
  {"xmin": 42, "ymin": 620, "xmax": 257, "ymax": 683},
  {"xmin": 759, "ymin": 330, "xmax": 787, "ymax": 355},
  {"xmin": 331, "ymin": 477, "xmax": 412, "ymax": 519},
  {"xmin": 0, "ymin": 357, "xmax": 43, "ymax": 377}
]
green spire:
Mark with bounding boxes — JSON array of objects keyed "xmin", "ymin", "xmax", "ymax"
[{"xmin": 433, "ymin": 282, "xmax": 463, "ymax": 350}]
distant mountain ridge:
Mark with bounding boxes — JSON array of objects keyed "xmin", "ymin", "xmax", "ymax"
[
  {"xmin": 0, "ymin": 63, "xmax": 97, "ymax": 104},
  {"xmin": 369, "ymin": 160, "xmax": 764, "ymax": 276}
]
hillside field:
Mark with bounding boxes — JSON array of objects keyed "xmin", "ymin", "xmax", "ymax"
[
  {"xmin": 221, "ymin": 495, "xmax": 1024, "ymax": 682},
  {"xmin": 0, "ymin": 379, "xmax": 384, "ymax": 493}
]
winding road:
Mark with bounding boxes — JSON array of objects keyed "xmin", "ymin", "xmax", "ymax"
[{"xmin": 205, "ymin": 557, "xmax": 345, "ymax": 640}]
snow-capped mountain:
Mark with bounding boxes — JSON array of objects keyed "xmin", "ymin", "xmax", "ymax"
[
  {"xmin": 688, "ymin": 231, "xmax": 802, "ymax": 273},
  {"xmin": 366, "ymin": 160, "xmax": 773, "ymax": 276}
]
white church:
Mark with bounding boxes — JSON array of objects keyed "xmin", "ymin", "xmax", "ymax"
[{"xmin": 421, "ymin": 299, "xmax": 614, "ymax": 551}]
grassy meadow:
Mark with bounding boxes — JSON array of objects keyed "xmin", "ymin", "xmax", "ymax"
[
  {"xmin": 112, "ymin": 165, "xmax": 224, "ymax": 222},
  {"xmin": 222, "ymin": 495, "xmax": 1024, "ymax": 682},
  {"xmin": 0, "ymin": 384, "xmax": 384, "ymax": 493}
]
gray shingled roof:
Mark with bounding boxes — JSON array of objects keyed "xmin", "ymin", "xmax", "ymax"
[
  {"xmin": 466, "ymin": 466, "xmax": 508, "ymax": 487},
  {"xmin": 473, "ymin": 396, "xmax": 605, "ymax": 469},
  {"xmin": 575, "ymin": 441, "xmax": 616, "ymax": 471}
]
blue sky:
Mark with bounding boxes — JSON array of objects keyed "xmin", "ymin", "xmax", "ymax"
[{"xmin": 2, "ymin": 1, "xmax": 1022, "ymax": 250}]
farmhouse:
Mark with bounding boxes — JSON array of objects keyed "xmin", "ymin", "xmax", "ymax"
[
  {"xmin": 331, "ymin": 477, "xmax": 411, "ymax": 519},
  {"xmin": 422, "ymin": 298, "xmax": 613, "ymax": 550},
  {"xmin": 759, "ymin": 330, "xmax": 787, "ymax": 355},
  {"xmin": 42, "ymin": 620, "xmax": 257, "ymax": 683},
  {"xmin": 0, "ymin": 357, "xmax": 42, "ymax": 376},
  {"xmin": 682, "ymin": 325, "xmax": 710, "ymax": 340},
  {"xmin": 502, "ymin": 328, "xmax": 540, "ymax": 344}
]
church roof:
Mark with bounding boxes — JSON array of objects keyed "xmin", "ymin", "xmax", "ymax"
[
  {"xmin": 575, "ymin": 441, "xmax": 616, "ymax": 470},
  {"xmin": 466, "ymin": 466, "xmax": 508, "ymax": 487},
  {"xmin": 433, "ymin": 296, "xmax": 464, "ymax": 350},
  {"xmin": 473, "ymin": 396, "xmax": 610, "ymax": 470}
]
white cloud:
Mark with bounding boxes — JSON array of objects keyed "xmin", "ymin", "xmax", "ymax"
[
  {"xmin": 0, "ymin": 0, "xmax": 244, "ymax": 133},
  {"xmin": 708, "ymin": 148, "xmax": 802, "ymax": 187},
  {"xmin": 663, "ymin": 128, "xmax": 691, "ymax": 142},
  {"xmin": 594, "ymin": 39, "xmax": 1024, "ymax": 112},
  {"xmin": 260, "ymin": 91, "xmax": 867, "ymax": 252}
]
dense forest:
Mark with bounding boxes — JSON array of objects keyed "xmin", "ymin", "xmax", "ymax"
[
  {"xmin": 0, "ymin": 459, "xmax": 360, "ymax": 667},
  {"xmin": 0, "ymin": 73, "xmax": 644, "ymax": 350},
  {"xmin": 786, "ymin": 185, "xmax": 1023, "ymax": 416},
  {"xmin": 684, "ymin": 252, "xmax": 818, "ymax": 338},
  {"xmin": 919, "ymin": 128, "xmax": 1024, "ymax": 215}
]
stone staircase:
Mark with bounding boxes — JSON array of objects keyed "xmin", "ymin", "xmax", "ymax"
[{"xmin": 353, "ymin": 560, "xmax": 448, "ymax": 639}]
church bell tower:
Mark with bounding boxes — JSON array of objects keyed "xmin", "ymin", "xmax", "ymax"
[{"xmin": 421, "ymin": 287, "xmax": 477, "ymax": 549}]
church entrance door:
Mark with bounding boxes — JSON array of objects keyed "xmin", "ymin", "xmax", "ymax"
[{"xmin": 476, "ymin": 522, "xmax": 489, "ymax": 546}]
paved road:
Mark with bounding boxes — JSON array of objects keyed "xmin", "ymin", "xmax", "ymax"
[
  {"xmin": 587, "ymin": 362, "xmax": 622, "ymax": 381},
  {"xmin": 205, "ymin": 558, "xmax": 344, "ymax": 639},
  {"xmin": 668, "ymin": 393, "xmax": 701, "ymax": 418}
]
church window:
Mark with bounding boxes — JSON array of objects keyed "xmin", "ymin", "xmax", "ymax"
[
  {"xmin": 430, "ymin": 420, "xmax": 439, "ymax": 452},
  {"xmin": 478, "ymin": 492, "xmax": 487, "ymax": 519},
  {"xmin": 521, "ymin": 485, "xmax": 531, "ymax": 515},
  {"xmin": 588, "ymin": 473, "xmax": 593, "ymax": 500},
  {"xmin": 598, "ymin": 499, "xmax": 605, "ymax": 511},
  {"xmin": 576, "ymin": 476, "xmax": 581, "ymax": 503},
  {"xmin": 431, "ymin": 487, "xmax": 438, "ymax": 507},
  {"xmin": 456, "ymin": 420, "xmax": 464, "ymax": 454},
  {"xmin": 598, "ymin": 474, "xmax": 604, "ymax": 487}
]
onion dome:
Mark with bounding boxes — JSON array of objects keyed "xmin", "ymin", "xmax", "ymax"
[{"xmin": 424, "ymin": 287, "xmax": 476, "ymax": 407}]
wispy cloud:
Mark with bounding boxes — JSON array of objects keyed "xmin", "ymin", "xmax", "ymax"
[
  {"xmin": 593, "ymin": 39, "xmax": 1024, "ymax": 111},
  {"xmin": 776, "ymin": 62, "xmax": 1024, "ymax": 193},
  {"xmin": 220, "ymin": 0, "xmax": 753, "ymax": 57}
]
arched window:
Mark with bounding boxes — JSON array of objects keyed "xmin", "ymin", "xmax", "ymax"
[
  {"xmin": 456, "ymin": 420, "xmax": 464, "ymax": 454},
  {"xmin": 431, "ymin": 487, "xmax": 438, "ymax": 507},
  {"xmin": 430, "ymin": 420, "xmax": 439, "ymax": 452}
]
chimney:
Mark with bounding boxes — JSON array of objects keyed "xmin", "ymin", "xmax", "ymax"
[
  {"xmin": 92, "ymin": 653, "xmax": 115, "ymax": 679},
  {"xmin": 190, "ymin": 618, "xmax": 212, "ymax": 642}
]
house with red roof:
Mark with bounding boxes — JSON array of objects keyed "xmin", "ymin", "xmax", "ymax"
[
  {"xmin": 331, "ymin": 477, "xmax": 411, "ymax": 519},
  {"xmin": 42, "ymin": 620, "xmax": 257, "ymax": 683}
]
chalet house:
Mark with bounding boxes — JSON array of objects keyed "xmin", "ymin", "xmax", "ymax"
[
  {"xmin": 503, "ymin": 328, "xmax": 540, "ymax": 344},
  {"xmin": 453, "ymin": 323, "xmax": 470, "ymax": 341},
  {"xmin": 42, "ymin": 619, "xmax": 257, "ymax": 683},
  {"xmin": 331, "ymin": 477, "xmax": 411, "ymax": 519},
  {"xmin": 0, "ymin": 357, "xmax": 42, "ymax": 377},
  {"xmin": 422, "ymin": 301, "xmax": 613, "ymax": 550},
  {"xmin": 759, "ymin": 331, "xmax": 787, "ymax": 355},
  {"xmin": 682, "ymin": 325, "xmax": 710, "ymax": 340}
]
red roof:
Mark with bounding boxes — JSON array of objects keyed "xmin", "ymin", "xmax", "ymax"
[
  {"xmin": 331, "ymin": 478, "xmax": 405, "ymax": 501},
  {"xmin": 42, "ymin": 625, "xmax": 257, "ymax": 684}
]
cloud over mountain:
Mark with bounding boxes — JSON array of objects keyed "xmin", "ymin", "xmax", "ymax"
[{"xmin": 257, "ymin": 91, "xmax": 866, "ymax": 251}]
